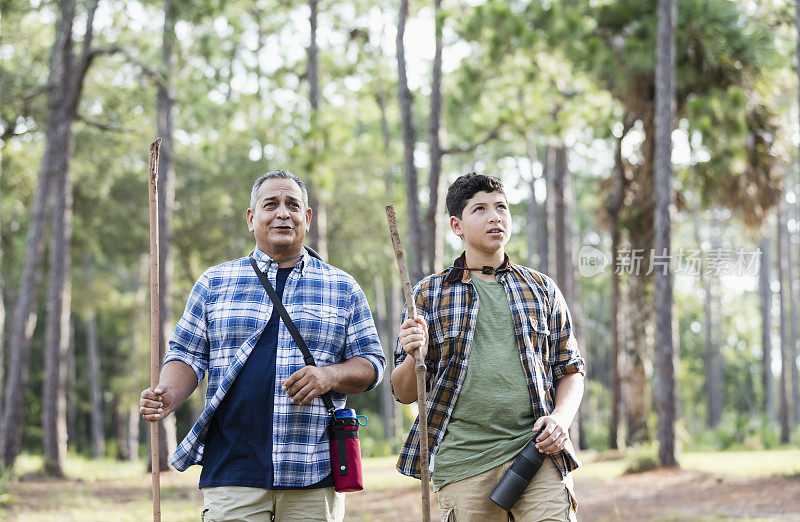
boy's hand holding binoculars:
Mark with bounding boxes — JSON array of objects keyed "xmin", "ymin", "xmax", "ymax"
[{"xmin": 532, "ymin": 414, "xmax": 570, "ymax": 455}]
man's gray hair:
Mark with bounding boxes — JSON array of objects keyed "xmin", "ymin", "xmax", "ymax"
[{"xmin": 250, "ymin": 170, "xmax": 309, "ymax": 209}]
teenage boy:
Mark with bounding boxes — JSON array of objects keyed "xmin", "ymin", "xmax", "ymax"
[{"xmin": 392, "ymin": 173, "xmax": 585, "ymax": 521}]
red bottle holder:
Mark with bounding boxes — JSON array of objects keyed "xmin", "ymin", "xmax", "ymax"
[{"xmin": 329, "ymin": 414, "xmax": 365, "ymax": 492}]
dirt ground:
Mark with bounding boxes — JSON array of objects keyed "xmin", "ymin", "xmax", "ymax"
[
  {"xmin": 346, "ymin": 469, "xmax": 800, "ymax": 521},
  {"xmin": 3, "ymin": 465, "xmax": 800, "ymax": 521}
]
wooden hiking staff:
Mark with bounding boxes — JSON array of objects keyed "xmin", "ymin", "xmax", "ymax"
[
  {"xmin": 385, "ymin": 205, "xmax": 431, "ymax": 522},
  {"xmin": 148, "ymin": 138, "xmax": 162, "ymax": 522}
]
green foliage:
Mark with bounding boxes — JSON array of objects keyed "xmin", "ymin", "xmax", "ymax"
[
  {"xmin": 1, "ymin": 0, "xmax": 798, "ymax": 469},
  {"xmin": 0, "ymin": 466, "xmax": 13, "ymax": 507},
  {"xmin": 623, "ymin": 442, "xmax": 661, "ymax": 474},
  {"xmin": 685, "ymin": 414, "xmax": 783, "ymax": 452}
]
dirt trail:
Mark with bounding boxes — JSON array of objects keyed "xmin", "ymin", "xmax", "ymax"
[
  {"xmin": 346, "ymin": 469, "xmax": 800, "ymax": 521},
  {"xmin": 3, "ymin": 466, "xmax": 799, "ymax": 520}
]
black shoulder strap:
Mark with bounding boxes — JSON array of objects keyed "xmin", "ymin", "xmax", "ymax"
[{"xmin": 249, "ymin": 255, "xmax": 336, "ymax": 413}]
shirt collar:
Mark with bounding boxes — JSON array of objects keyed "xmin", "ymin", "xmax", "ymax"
[
  {"xmin": 251, "ymin": 246, "xmax": 308, "ymax": 275},
  {"xmin": 444, "ymin": 251, "xmax": 512, "ymax": 284}
]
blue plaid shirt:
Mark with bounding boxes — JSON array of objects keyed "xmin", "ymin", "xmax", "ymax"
[{"xmin": 165, "ymin": 247, "xmax": 385, "ymax": 486}]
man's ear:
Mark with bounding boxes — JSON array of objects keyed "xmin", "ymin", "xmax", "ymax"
[
  {"xmin": 450, "ymin": 215, "xmax": 463, "ymax": 238},
  {"xmin": 305, "ymin": 207, "xmax": 313, "ymax": 231},
  {"xmin": 246, "ymin": 208, "xmax": 255, "ymax": 232}
]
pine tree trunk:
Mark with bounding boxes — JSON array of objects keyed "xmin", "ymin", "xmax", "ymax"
[
  {"xmin": 694, "ymin": 212, "xmax": 722, "ymax": 428},
  {"xmin": 759, "ymin": 237, "xmax": 774, "ymax": 420},
  {"xmin": 550, "ymin": 145, "xmax": 583, "ymax": 448},
  {"xmin": 126, "ymin": 255, "xmax": 148, "ymax": 462},
  {"xmin": 525, "ymin": 135, "xmax": 548, "ymax": 271},
  {"xmin": 788, "ymin": 200, "xmax": 799, "ymax": 425},
  {"xmin": 424, "ymin": 0, "xmax": 444, "ymax": 275},
  {"xmin": 156, "ymin": 0, "xmax": 177, "ymax": 469},
  {"xmin": 776, "ymin": 193, "xmax": 791, "ymax": 443},
  {"xmin": 374, "ymin": 276, "xmax": 397, "ymax": 441},
  {"xmin": 610, "ymin": 227, "xmax": 623, "ymax": 450},
  {"xmin": 552, "ymin": 146, "xmax": 570, "ymax": 297},
  {"xmin": 306, "ymin": 0, "xmax": 328, "ymax": 259},
  {"xmin": 608, "ymin": 131, "xmax": 628, "ymax": 450},
  {"xmin": 396, "ymin": 0, "xmax": 424, "ymax": 283},
  {"xmin": 377, "ymin": 79, "xmax": 401, "ymax": 442},
  {"xmin": 653, "ymin": 0, "xmax": 677, "ymax": 466},
  {"xmin": 624, "ymin": 106, "xmax": 656, "ymax": 446},
  {"xmin": 42, "ymin": 168, "xmax": 72, "ymax": 476},
  {"xmin": 794, "ymin": 0, "xmax": 800, "ymax": 427},
  {"xmin": 0, "ymin": 143, "xmax": 5, "ymax": 422},
  {"xmin": 128, "ymin": 407, "xmax": 140, "ymax": 463},
  {"xmin": 1, "ymin": 0, "xmax": 99, "ymax": 466},
  {"xmin": 625, "ymin": 271, "xmax": 652, "ymax": 445},
  {"xmin": 66, "ymin": 319, "xmax": 77, "ymax": 450},
  {"xmin": 86, "ymin": 308, "xmax": 105, "ymax": 459}
]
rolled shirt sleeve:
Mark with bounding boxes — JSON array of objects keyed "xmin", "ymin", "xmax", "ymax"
[
  {"xmin": 548, "ymin": 280, "xmax": 586, "ymax": 381},
  {"xmin": 344, "ymin": 280, "xmax": 386, "ymax": 391},
  {"xmin": 163, "ymin": 270, "xmax": 211, "ymax": 384}
]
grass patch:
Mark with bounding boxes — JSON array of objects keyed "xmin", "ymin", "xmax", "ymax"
[{"xmin": 680, "ymin": 449, "xmax": 800, "ymax": 477}]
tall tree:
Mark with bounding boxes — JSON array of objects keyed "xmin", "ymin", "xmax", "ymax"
[
  {"xmin": 695, "ymin": 214, "xmax": 722, "ymax": 428},
  {"xmin": 0, "ymin": 141, "xmax": 5, "ymax": 420},
  {"xmin": 86, "ymin": 305, "xmax": 104, "ymax": 459},
  {"xmin": 424, "ymin": 0, "xmax": 445, "ymax": 275},
  {"xmin": 606, "ymin": 120, "xmax": 633, "ymax": 449},
  {"xmin": 776, "ymin": 189, "xmax": 791, "ymax": 443},
  {"xmin": 653, "ymin": 0, "xmax": 677, "ymax": 466},
  {"xmin": 42, "ymin": 167, "xmax": 73, "ymax": 476},
  {"xmin": 396, "ymin": 0, "xmax": 425, "ymax": 283},
  {"xmin": 787, "ymin": 207, "xmax": 799, "ymax": 426},
  {"xmin": 306, "ymin": 0, "xmax": 328, "ymax": 259},
  {"xmin": 759, "ymin": 236, "xmax": 775, "ymax": 420},
  {"xmin": 155, "ymin": 0, "xmax": 178, "ymax": 470},
  {"xmin": 0, "ymin": 0, "xmax": 104, "ymax": 467},
  {"xmin": 374, "ymin": 276, "xmax": 397, "ymax": 441},
  {"xmin": 550, "ymin": 145, "xmax": 583, "ymax": 448},
  {"xmin": 534, "ymin": 0, "xmax": 782, "ymax": 445}
]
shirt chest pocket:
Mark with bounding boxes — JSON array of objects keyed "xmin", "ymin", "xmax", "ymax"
[
  {"xmin": 528, "ymin": 315, "xmax": 551, "ymax": 367},
  {"xmin": 294, "ymin": 305, "xmax": 347, "ymax": 364},
  {"xmin": 429, "ymin": 321, "xmax": 463, "ymax": 368}
]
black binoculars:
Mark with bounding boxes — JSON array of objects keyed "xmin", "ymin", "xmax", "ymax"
[{"xmin": 489, "ymin": 428, "xmax": 547, "ymax": 511}]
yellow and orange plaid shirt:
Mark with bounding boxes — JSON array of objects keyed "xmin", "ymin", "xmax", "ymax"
[{"xmin": 394, "ymin": 252, "xmax": 586, "ymax": 480}]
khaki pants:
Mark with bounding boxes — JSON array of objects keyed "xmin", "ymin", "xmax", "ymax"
[
  {"xmin": 437, "ymin": 457, "xmax": 577, "ymax": 522},
  {"xmin": 201, "ymin": 485, "xmax": 344, "ymax": 522}
]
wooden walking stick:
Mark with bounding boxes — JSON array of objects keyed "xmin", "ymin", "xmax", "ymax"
[
  {"xmin": 148, "ymin": 138, "xmax": 162, "ymax": 522},
  {"xmin": 385, "ymin": 205, "xmax": 431, "ymax": 522}
]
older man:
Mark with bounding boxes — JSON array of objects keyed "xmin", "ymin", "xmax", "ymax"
[{"xmin": 140, "ymin": 170, "xmax": 385, "ymax": 522}]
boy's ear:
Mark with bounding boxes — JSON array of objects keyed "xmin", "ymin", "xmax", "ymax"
[{"xmin": 450, "ymin": 215, "xmax": 463, "ymax": 238}]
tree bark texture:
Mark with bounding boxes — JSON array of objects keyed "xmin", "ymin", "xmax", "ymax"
[
  {"xmin": 86, "ymin": 308, "xmax": 105, "ymax": 459},
  {"xmin": 776, "ymin": 192, "xmax": 791, "ymax": 443},
  {"xmin": 156, "ymin": 0, "xmax": 177, "ymax": 469},
  {"xmin": 67, "ymin": 319, "xmax": 77, "ymax": 450},
  {"xmin": 697, "ymin": 215, "xmax": 722, "ymax": 428},
  {"xmin": 0, "ymin": 142, "xmax": 4, "ymax": 422},
  {"xmin": 42, "ymin": 167, "xmax": 73, "ymax": 476},
  {"xmin": 759, "ymin": 237, "xmax": 774, "ymax": 420},
  {"xmin": 424, "ymin": 0, "xmax": 444, "ymax": 275},
  {"xmin": 1, "ymin": 0, "xmax": 99, "ymax": 467},
  {"xmin": 608, "ymin": 132, "xmax": 628, "ymax": 450},
  {"xmin": 654, "ymin": 0, "xmax": 677, "ymax": 466},
  {"xmin": 374, "ymin": 276, "xmax": 397, "ymax": 441},
  {"xmin": 306, "ymin": 0, "xmax": 328, "ymax": 260},
  {"xmin": 396, "ymin": 0, "xmax": 425, "ymax": 283}
]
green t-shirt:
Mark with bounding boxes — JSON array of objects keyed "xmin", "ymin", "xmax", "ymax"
[{"xmin": 433, "ymin": 276, "xmax": 537, "ymax": 490}]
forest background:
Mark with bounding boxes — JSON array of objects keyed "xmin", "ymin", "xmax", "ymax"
[{"xmin": 1, "ymin": 0, "xmax": 799, "ymax": 513}]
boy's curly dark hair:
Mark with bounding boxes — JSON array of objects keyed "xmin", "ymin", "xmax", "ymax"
[{"xmin": 445, "ymin": 173, "xmax": 505, "ymax": 218}]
